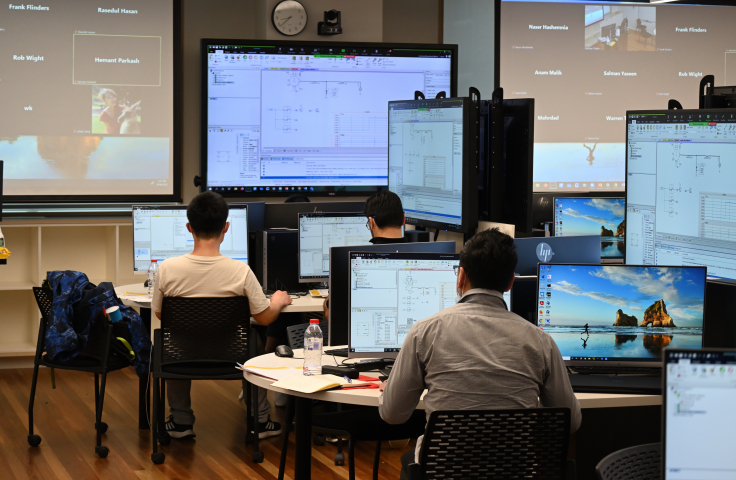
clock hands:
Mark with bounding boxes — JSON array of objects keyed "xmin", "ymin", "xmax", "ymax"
[{"xmin": 278, "ymin": 16, "xmax": 292, "ymax": 27}]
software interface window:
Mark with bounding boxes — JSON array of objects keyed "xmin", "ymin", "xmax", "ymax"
[
  {"xmin": 665, "ymin": 351, "xmax": 736, "ymax": 480},
  {"xmin": 132, "ymin": 206, "xmax": 248, "ymax": 272},
  {"xmin": 626, "ymin": 112, "xmax": 736, "ymax": 281},
  {"xmin": 388, "ymin": 100, "xmax": 464, "ymax": 225},
  {"xmin": 349, "ymin": 254, "xmax": 458, "ymax": 352},
  {"xmin": 205, "ymin": 45, "xmax": 452, "ymax": 192},
  {"xmin": 299, "ymin": 214, "xmax": 373, "ymax": 280}
]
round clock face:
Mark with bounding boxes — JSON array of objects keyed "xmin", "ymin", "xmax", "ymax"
[{"xmin": 272, "ymin": 1, "xmax": 307, "ymax": 36}]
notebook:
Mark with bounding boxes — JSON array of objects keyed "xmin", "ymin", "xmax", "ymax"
[{"xmin": 271, "ymin": 374, "xmax": 373, "ymax": 393}]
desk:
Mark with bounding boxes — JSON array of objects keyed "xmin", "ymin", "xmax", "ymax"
[
  {"xmin": 244, "ymin": 350, "xmax": 662, "ymax": 480},
  {"xmin": 115, "ymin": 283, "xmax": 325, "ymax": 314},
  {"xmin": 114, "ymin": 284, "xmax": 325, "ymax": 430}
]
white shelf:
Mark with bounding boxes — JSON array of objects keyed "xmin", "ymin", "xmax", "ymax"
[{"xmin": 0, "ymin": 218, "xmax": 138, "ymax": 363}]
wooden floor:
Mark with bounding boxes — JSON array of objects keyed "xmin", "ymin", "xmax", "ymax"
[{"xmin": 0, "ymin": 367, "xmax": 412, "ymax": 480}]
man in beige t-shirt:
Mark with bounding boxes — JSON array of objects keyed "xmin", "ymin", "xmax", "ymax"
[{"xmin": 152, "ymin": 191, "xmax": 292, "ymax": 439}]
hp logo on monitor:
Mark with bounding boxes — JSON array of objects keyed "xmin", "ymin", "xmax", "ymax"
[{"xmin": 536, "ymin": 242, "xmax": 554, "ymax": 262}]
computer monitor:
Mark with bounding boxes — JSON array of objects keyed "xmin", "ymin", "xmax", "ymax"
[
  {"xmin": 298, "ymin": 212, "xmax": 373, "ymax": 283},
  {"xmin": 663, "ymin": 348, "xmax": 736, "ymax": 480},
  {"xmin": 388, "ymin": 97, "xmax": 479, "ymax": 233},
  {"xmin": 553, "ymin": 197, "xmax": 625, "ymax": 259},
  {"xmin": 626, "ymin": 109, "xmax": 736, "ymax": 282},
  {"xmin": 601, "ymin": 23, "xmax": 616, "ymax": 41},
  {"xmin": 132, "ymin": 205, "xmax": 248, "ymax": 274},
  {"xmin": 513, "ymin": 235, "xmax": 602, "ymax": 277},
  {"xmin": 263, "ymin": 201, "xmax": 365, "ymax": 229},
  {"xmin": 537, "ymin": 263, "xmax": 706, "ymax": 367},
  {"xmin": 201, "ymin": 39, "xmax": 457, "ymax": 197},
  {"xmin": 348, "ymin": 251, "xmax": 460, "ymax": 359},
  {"xmin": 328, "ymin": 241, "xmax": 456, "ymax": 346}
]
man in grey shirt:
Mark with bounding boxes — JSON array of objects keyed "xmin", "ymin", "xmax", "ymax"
[{"xmin": 378, "ymin": 228, "xmax": 582, "ymax": 478}]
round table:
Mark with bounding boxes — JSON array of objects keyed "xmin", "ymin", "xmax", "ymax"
[{"xmin": 244, "ymin": 350, "xmax": 662, "ymax": 479}]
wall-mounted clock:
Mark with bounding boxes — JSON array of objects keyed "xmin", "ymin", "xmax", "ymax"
[{"xmin": 272, "ymin": 1, "xmax": 307, "ymax": 36}]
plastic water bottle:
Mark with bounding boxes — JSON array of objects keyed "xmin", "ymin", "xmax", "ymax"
[
  {"xmin": 147, "ymin": 259, "xmax": 159, "ymax": 296},
  {"xmin": 303, "ymin": 319, "xmax": 323, "ymax": 376}
]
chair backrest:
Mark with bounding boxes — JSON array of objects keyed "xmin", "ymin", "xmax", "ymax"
[
  {"xmin": 415, "ymin": 408, "xmax": 571, "ymax": 480},
  {"xmin": 286, "ymin": 321, "xmax": 329, "ymax": 350},
  {"xmin": 32, "ymin": 287, "xmax": 52, "ymax": 322},
  {"xmin": 160, "ymin": 296, "xmax": 251, "ymax": 364},
  {"xmin": 595, "ymin": 443, "xmax": 661, "ymax": 480}
]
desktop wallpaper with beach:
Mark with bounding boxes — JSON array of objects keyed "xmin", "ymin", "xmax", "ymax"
[
  {"xmin": 539, "ymin": 265, "xmax": 705, "ymax": 359},
  {"xmin": 555, "ymin": 197, "xmax": 625, "ymax": 257}
]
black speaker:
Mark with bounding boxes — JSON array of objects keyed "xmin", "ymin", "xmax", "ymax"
[
  {"xmin": 253, "ymin": 229, "xmax": 301, "ymax": 292},
  {"xmin": 532, "ymin": 193, "xmax": 554, "ymax": 229}
]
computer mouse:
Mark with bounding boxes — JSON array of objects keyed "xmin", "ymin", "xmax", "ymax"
[{"xmin": 275, "ymin": 345, "xmax": 294, "ymax": 358}]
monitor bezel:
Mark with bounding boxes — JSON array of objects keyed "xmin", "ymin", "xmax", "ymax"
[
  {"xmin": 662, "ymin": 347, "xmax": 736, "ymax": 479},
  {"xmin": 297, "ymin": 211, "xmax": 372, "ymax": 283},
  {"xmin": 347, "ymin": 250, "xmax": 460, "ymax": 359},
  {"xmin": 536, "ymin": 262, "xmax": 707, "ymax": 368},
  {"xmin": 552, "ymin": 196, "xmax": 625, "ymax": 259},
  {"xmin": 199, "ymin": 38, "xmax": 459, "ymax": 198},
  {"xmin": 132, "ymin": 203, "xmax": 248, "ymax": 275},
  {"xmin": 388, "ymin": 96, "xmax": 479, "ymax": 233}
]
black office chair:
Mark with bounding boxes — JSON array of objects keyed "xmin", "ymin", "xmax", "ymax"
[
  {"xmin": 150, "ymin": 296, "xmax": 261, "ymax": 465},
  {"xmin": 278, "ymin": 321, "xmax": 425, "ymax": 480},
  {"xmin": 406, "ymin": 408, "xmax": 572, "ymax": 480},
  {"xmin": 28, "ymin": 286, "xmax": 131, "ymax": 458},
  {"xmin": 596, "ymin": 443, "xmax": 661, "ymax": 480}
]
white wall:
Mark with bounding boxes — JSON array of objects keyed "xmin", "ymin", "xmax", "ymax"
[{"xmin": 443, "ymin": 0, "xmax": 495, "ymax": 98}]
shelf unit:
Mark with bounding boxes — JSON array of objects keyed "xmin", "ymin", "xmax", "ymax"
[{"xmin": 0, "ymin": 217, "xmax": 140, "ymax": 366}]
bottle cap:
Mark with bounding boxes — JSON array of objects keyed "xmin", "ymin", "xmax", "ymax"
[
  {"xmin": 309, "ymin": 318, "xmax": 319, "ymax": 324},
  {"xmin": 152, "ymin": 259, "xmax": 158, "ymax": 262}
]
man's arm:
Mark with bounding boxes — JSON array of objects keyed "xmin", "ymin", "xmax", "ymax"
[
  {"xmin": 378, "ymin": 329, "xmax": 425, "ymax": 425},
  {"xmin": 539, "ymin": 334, "xmax": 582, "ymax": 432},
  {"xmin": 251, "ymin": 291, "xmax": 292, "ymax": 326}
]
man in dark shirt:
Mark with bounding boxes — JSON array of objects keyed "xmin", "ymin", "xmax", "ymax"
[{"xmin": 364, "ymin": 190, "xmax": 407, "ymax": 244}]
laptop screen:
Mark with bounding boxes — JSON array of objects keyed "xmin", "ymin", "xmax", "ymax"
[
  {"xmin": 537, "ymin": 264, "xmax": 706, "ymax": 365},
  {"xmin": 552, "ymin": 197, "xmax": 625, "ymax": 258},
  {"xmin": 348, "ymin": 251, "xmax": 460, "ymax": 358},
  {"xmin": 298, "ymin": 212, "xmax": 374, "ymax": 282},
  {"xmin": 664, "ymin": 349, "xmax": 736, "ymax": 480},
  {"xmin": 132, "ymin": 205, "xmax": 248, "ymax": 273}
]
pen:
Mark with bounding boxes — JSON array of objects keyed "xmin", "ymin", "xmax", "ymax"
[{"xmin": 343, "ymin": 375, "xmax": 352, "ymax": 384}]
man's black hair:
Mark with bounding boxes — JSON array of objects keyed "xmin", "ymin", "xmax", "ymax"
[
  {"xmin": 459, "ymin": 228, "xmax": 517, "ymax": 292},
  {"xmin": 187, "ymin": 191, "xmax": 229, "ymax": 239},
  {"xmin": 364, "ymin": 190, "xmax": 404, "ymax": 229}
]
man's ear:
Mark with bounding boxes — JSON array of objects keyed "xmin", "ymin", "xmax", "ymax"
[
  {"xmin": 505, "ymin": 275, "xmax": 515, "ymax": 293},
  {"xmin": 186, "ymin": 223, "xmax": 193, "ymax": 234},
  {"xmin": 401, "ymin": 213, "xmax": 406, "ymax": 227},
  {"xmin": 223, "ymin": 221, "xmax": 230, "ymax": 235}
]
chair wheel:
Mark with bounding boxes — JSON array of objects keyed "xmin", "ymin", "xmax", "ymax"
[
  {"xmin": 95, "ymin": 446, "xmax": 109, "ymax": 458},
  {"xmin": 27, "ymin": 435, "xmax": 42, "ymax": 447},
  {"xmin": 252, "ymin": 450, "xmax": 264, "ymax": 463},
  {"xmin": 334, "ymin": 452, "xmax": 345, "ymax": 465},
  {"xmin": 96, "ymin": 422, "xmax": 108, "ymax": 434},
  {"xmin": 313, "ymin": 434, "xmax": 326, "ymax": 446},
  {"xmin": 151, "ymin": 452, "xmax": 166, "ymax": 464},
  {"xmin": 245, "ymin": 432, "xmax": 255, "ymax": 445},
  {"xmin": 158, "ymin": 432, "xmax": 171, "ymax": 446}
]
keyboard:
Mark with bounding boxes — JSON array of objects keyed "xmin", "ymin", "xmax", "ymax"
[
  {"xmin": 325, "ymin": 348, "xmax": 349, "ymax": 357},
  {"xmin": 571, "ymin": 366, "xmax": 661, "ymax": 376}
]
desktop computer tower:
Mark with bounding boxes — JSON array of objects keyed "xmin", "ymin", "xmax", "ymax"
[{"xmin": 252, "ymin": 229, "xmax": 301, "ymax": 293}]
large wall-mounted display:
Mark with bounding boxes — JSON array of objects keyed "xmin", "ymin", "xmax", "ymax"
[
  {"xmin": 498, "ymin": 0, "xmax": 736, "ymax": 194},
  {"xmin": 0, "ymin": 0, "xmax": 180, "ymax": 202},
  {"xmin": 200, "ymin": 40, "xmax": 457, "ymax": 197}
]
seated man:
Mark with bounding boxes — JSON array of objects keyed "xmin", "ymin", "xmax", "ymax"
[
  {"xmin": 364, "ymin": 190, "xmax": 407, "ymax": 244},
  {"xmin": 152, "ymin": 191, "xmax": 293, "ymax": 439},
  {"xmin": 378, "ymin": 229, "xmax": 581, "ymax": 478}
]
